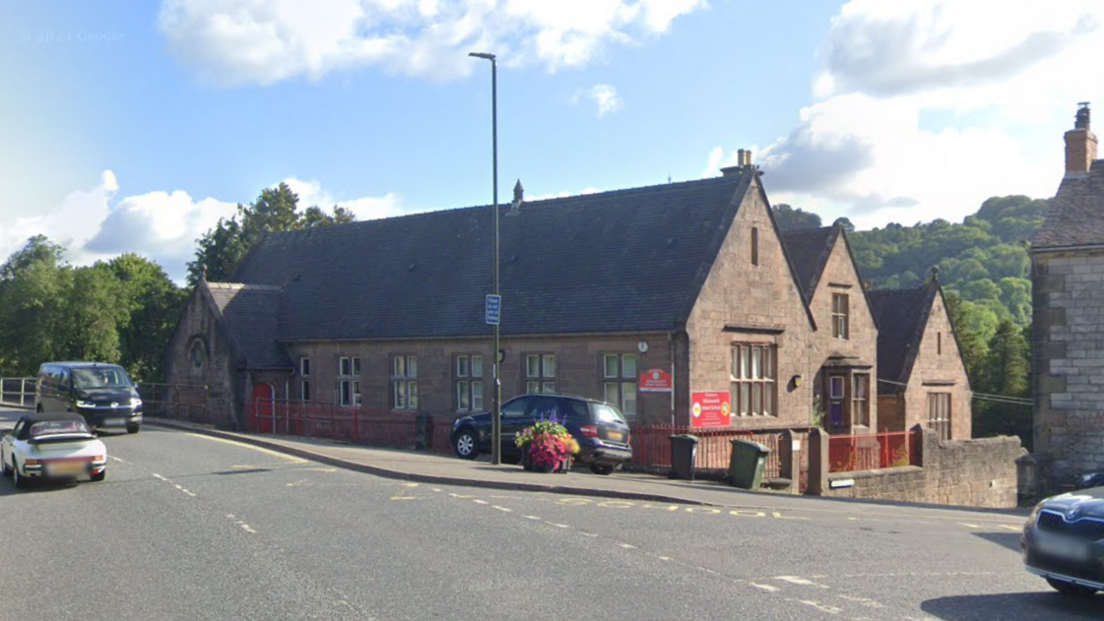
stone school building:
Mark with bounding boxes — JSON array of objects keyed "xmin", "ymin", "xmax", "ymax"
[{"xmin": 165, "ymin": 160, "xmax": 972, "ymax": 441}]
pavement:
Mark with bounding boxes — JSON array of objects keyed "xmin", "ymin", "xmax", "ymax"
[{"xmin": 145, "ymin": 417, "xmax": 1031, "ymax": 518}]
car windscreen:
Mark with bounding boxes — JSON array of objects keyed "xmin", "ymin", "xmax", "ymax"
[
  {"xmin": 72, "ymin": 366, "xmax": 133, "ymax": 389},
  {"xmin": 30, "ymin": 419, "xmax": 93, "ymax": 437},
  {"xmin": 591, "ymin": 403, "xmax": 627, "ymax": 424}
]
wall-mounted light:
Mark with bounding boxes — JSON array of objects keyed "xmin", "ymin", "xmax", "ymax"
[{"xmin": 791, "ymin": 374, "xmax": 803, "ymax": 388}]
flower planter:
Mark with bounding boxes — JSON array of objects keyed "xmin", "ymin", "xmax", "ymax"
[{"xmin": 515, "ymin": 420, "xmax": 579, "ymax": 474}]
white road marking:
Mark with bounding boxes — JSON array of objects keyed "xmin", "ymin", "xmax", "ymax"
[
  {"xmin": 389, "ymin": 496, "xmax": 417, "ymax": 501},
  {"xmin": 492, "ymin": 506, "xmax": 513, "ymax": 512},
  {"xmin": 619, "ymin": 543, "xmax": 636, "ymax": 549},
  {"xmin": 226, "ymin": 514, "xmax": 257, "ymax": 534},
  {"xmin": 837, "ymin": 594, "xmax": 885, "ymax": 608},
  {"xmin": 776, "ymin": 576, "xmax": 829, "ymax": 588},
  {"xmin": 473, "ymin": 499, "xmax": 488, "ymax": 505},
  {"xmin": 152, "ymin": 473, "xmax": 168, "ymax": 481},
  {"xmin": 403, "ymin": 483, "xmax": 418, "ymax": 487},
  {"xmin": 546, "ymin": 522, "xmax": 570, "ymax": 528},
  {"xmin": 186, "ymin": 433, "xmax": 307, "ymax": 463},
  {"xmin": 109, "ymin": 456, "xmax": 130, "ymax": 464},
  {"xmin": 796, "ymin": 600, "xmax": 841, "ymax": 614},
  {"xmin": 523, "ymin": 515, "xmax": 542, "ymax": 521},
  {"xmin": 748, "ymin": 582, "xmax": 780, "ymax": 592},
  {"xmin": 958, "ymin": 523, "xmax": 979, "ymax": 528},
  {"xmin": 432, "ymin": 488, "xmax": 442, "ymax": 492},
  {"xmin": 580, "ymin": 532, "xmax": 598, "ymax": 537},
  {"xmin": 998, "ymin": 524, "xmax": 1022, "ymax": 531},
  {"xmin": 658, "ymin": 556, "xmax": 673, "ymax": 562}
]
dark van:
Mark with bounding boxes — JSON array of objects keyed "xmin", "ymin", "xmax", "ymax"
[{"xmin": 35, "ymin": 362, "xmax": 143, "ymax": 434}]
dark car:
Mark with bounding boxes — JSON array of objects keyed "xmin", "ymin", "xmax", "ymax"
[
  {"xmin": 450, "ymin": 393, "xmax": 632, "ymax": 475},
  {"xmin": 35, "ymin": 362, "xmax": 143, "ymax": 434},
  {"xmin": 1022, "ymin": 487, "xmax": 1104, "ymax": 596}
]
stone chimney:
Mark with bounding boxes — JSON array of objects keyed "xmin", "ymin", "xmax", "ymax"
[
  {"xmin": 721, "ymin": 149, "xmax": 753, "ymax": 177},
  {"xmin": 1065, "ymin": 102, "xmax": 1097, "ymax": 178}
]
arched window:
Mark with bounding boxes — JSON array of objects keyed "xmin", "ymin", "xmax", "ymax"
[{"xmin": 189, "ymin": 338, "xmax": 208, "ymax": 369}]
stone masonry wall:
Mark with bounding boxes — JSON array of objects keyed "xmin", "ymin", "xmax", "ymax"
[
  {"xmin": 163, "ymin": 285, "xmax": 239, "ymax": 428},
  {"xmin": 1033, "ymin": 250, "xmax": 1104, "ymax": 483},
  {"xmin": 807, "ymin": 235, "xmax": 879, "ymax": 432},
  {"xmin": 824, "ymin": 430, "xmax": 1024, "ymax": 508},
  {"xmin": 685, "ymin": 176, "xmax": 816, "ymax": 430},
  {"xmin": 903, "ymin": 292, "xmax": 972, "ymax": 440}
]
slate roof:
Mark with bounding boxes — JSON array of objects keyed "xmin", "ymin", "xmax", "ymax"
[
  {"xmin": 230, "ymin": 174, "xmax": 752, "ymax": 344},
  {"xmin": 866, "ymin": 283, "xmax": 935, "ymax": 395},
  {"xmin": 1034, "ymin": 160, "xmax": 1104, "ymax": 249},
  {"xmin": 206, "ymin": 283, "xmax": 290, "ymax": 369},
  {"xmin": 781, "ymin": 226, "xmax": 838, "ymax": 302}
]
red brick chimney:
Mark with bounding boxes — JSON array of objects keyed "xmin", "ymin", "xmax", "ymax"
[{"xmin": 1065, "ymin": 102, "xmax": 1097, "ymax": 178}]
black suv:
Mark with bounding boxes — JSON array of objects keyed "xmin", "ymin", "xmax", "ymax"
[{"xmin": 450, "ymin": 393, "xmax": 632, "ymax": 475}]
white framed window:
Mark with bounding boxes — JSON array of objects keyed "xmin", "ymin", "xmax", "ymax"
[
  {"xmin": 852, "ymin": 374, "xmax": 869, "ymax": 427},
  {"xmin": 392, "ymin": 355, "xmax": 418, "ymax": 410},
  {"xmin": 602, "ymin": 353, "xmax": 638, "ymax": 418},
  {"xmin": 525, "ymin": 354, "xmax": 556, "ymax": 394},
  {"xmin": 730, "ymin": 344, "xmax": 776, "ymax": 417},
  {"xmin": 928, "ymin": 392, "xmax": 951, "ymax": 441},
  {"xmin": 300, "ymin": 357, "xmax": 311, "ymax": 376},
  {"xmin": 832, "ymin": 293, "xmax": 850, "ymax": 340},
  {"xmin": 338, "ymin": 356, "xmax": 362, "ymax": 407},
  {"xmin": 300, "ymin": 380, "xmax": 311, "ymax": 401},
  {"xmin": 455, "ymin": 354, "xmax": 485, "ymax": 412}
]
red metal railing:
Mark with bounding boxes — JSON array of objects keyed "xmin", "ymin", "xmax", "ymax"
[
  {"xmin": 828, "ymin": 430, "xmax": 918, "ymax": 473},
  {"xmin": 246, "ymin": 399, "xmax": 421, "ymax": 448},
  {"xmin": 628, "ymin": 425, "xmax": 809, "ymax": 481}
]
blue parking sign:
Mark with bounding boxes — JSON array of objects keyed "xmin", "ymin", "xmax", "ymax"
[{"xmin": 485, "ymin": 294, "xmax": 501, "ymax": 325}]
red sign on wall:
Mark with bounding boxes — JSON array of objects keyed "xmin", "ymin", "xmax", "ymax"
[
  {"xmin": 639, "ymin": 368, "xmax": 673, "ymax": 392},
  {"xmin": 691, "ymin": 391, "xmax": 732, "ymax": 429}
]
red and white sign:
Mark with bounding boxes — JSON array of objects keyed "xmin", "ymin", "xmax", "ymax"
[
  {"xmin": 690, "ymin": 391, "xmax": 731, "ymax": 429},
  {"xmin": 639, "ymin": 368, "xmax": 673, "ymax": 392}
]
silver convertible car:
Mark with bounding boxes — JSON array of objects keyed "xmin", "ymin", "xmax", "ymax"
[
  {"xmin": 1023, "ymin": 487, "xmax": 1104, "ymax": 597},
  {"xmin": 2, "ymin": 412, "xmax": 108, "ymax": 489}
]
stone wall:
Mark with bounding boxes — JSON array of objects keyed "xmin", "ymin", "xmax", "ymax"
[
  {"xmin": 1032, "ymin": 249, "xmax": 1104, "ymax": 483},
  {"xmin": 685, "ymin": 175, "xmax": 816, "ymax": 430},
  {"xmin": 163, "ymin": 285, "xmax": 240, "ymax": 428},
  {"xmin": 821, "ymin": 428, "xmax": 1025, "ymax": 508}
]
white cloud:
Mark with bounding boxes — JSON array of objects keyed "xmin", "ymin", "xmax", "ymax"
[
  {"xmin": 709, "ymin": 0, "xmax": 1104, "ymax": 230},
  {"xmin": 0, "ymin": 171, "xmax": 405, "ymax": 285},
  {"xmin": 156, "ymin": 0, "xmax": 707, "ymax": 86},
  {"xmin": 584, "ymin": 83, "xmax": 624, "ymax": 117}
]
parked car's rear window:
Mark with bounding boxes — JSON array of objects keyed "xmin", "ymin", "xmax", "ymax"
[
  {"xmin": 591, "ymin": 403, "xmax": 626, "ymax": 424},
  {"xmin": 30, "ymin": 420, "xmax": 92, "ymax": 437}
]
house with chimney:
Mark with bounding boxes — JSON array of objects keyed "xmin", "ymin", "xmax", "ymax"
[
  {"xmin": 164, "ymin": 152, "xmax": 971, "ymax": 444},
  {"xmin": 1032, "ymin": 102, "xmax": 1104, "ymax": 481}
]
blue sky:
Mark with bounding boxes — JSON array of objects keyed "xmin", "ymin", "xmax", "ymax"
[{"xmin": 1, "ymin": 1, "xmax": 1101, "ymax": 283}]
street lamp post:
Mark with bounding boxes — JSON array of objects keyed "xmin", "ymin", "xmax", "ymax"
[{"xmin": 469, "ymin": 51, "xmax": 502, "ymax": 466}]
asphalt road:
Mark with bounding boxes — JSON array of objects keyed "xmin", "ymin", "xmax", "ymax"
[{"xmin": 0, "ymin": 408, "xmax": 1099, "ymax": 621}]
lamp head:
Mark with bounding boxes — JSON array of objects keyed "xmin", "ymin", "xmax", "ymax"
[{"xmin": 468, "ymin": 52, "xmax": 496, "ymax": 61}]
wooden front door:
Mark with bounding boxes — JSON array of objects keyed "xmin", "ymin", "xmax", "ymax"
[{"xmin": 254, "ymin": 382, "xmax": 274, "ymax": 433}]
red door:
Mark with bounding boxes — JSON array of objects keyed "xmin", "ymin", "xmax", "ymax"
[{"xmin": 254, "ymin": 383, "xmax": 274, "ymax": 433}]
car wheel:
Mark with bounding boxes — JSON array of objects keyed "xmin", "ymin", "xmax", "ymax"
[
  {"xmin": 12, "ymin": 462, "xmax": 28, "ymax": 489},
  {"xmin": 589, "ymin": 463, "xmax": 616, "ymax": 476},
  {"xmin": 1, "ymin": 456, "xmax": 9, "ymax": 477},
  {"xmin": 90, "ymin": 470, "xmax": 106, "ymax": 482},
  {"xmin": 454, "ymin": 428, "xmax": 479, "ymax": 460},
  {"xmin": 127, "ymin": 424, "xmax": 140, "ymax": 434},
  {"xmin": 1046, "ymin": 578, "xmax": 1098, "ymax": 597}
]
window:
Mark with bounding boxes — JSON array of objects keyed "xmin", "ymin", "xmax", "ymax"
[
  {"xmin": 338, "ymin": 356, "xmax": 362, "ymax": 407},
  {"xmin": 455, "ymin": 354, "xmax": 485, "ymax": 412},
  {"xmin": 189, "ymin": 339, "xmax": 207, "ymax": 369},
  {"xmin": 525, "ymin": 354, "xmax": 556, "ymax": 394},
  {"xmin": 751, "ymin": 227, "xmax": 759, "ymax": 266},
  {"xmin": 928, "ymin": 393, "xmax": 951, "ymax": 441},
  {"xmin": 300, "ymin": 357, "xmax": 311, "ymax": 377},
  {"xmin": 852, "ymin": 374, "xmax": 869, "ymax": 427},
  {"xmin": 602, "ymin": 354, "xmax": 638, "ymax": 418},
  {"xmin": 937, "ymin": 332, "xmax": 943, "ymax": 355},
  {"xmin": 831, "ymin": 293, "xmax": 849, "ymax": 339},
  {"xmin": 300, "ymin": 380, "xmax": 311, "ymax": 401},
  {"xmin": 730, "ymin": 344, "xmax": 776, "ymax": 417},
  {"xmin": 392, "ymin": 355, "xmax": 418, "ymax": 410}
]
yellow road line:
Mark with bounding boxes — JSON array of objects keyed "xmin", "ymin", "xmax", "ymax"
[{"xmin": 186, "ymin": 433, "xmax": 307, "ymax": 463}]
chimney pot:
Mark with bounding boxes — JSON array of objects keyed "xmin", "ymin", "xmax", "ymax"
[{"xmin": 1066, "ymin": 102, "xmax": 1097, "ymax": 178}]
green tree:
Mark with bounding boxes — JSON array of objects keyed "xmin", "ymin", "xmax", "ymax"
[
  {"xmin": 187, "ymin": 184, "xmax": 358, "ymax": 286},
  {"xmin": 0, "ymin": 236, "xmax": 71, "ymax": 375},
  {"xmin": 972, "ymin": 320, "xmax": 1032, "ymax": 449},
  {"xmin": 99, "ymin": 254, "xmax": 187, "ymax": 381},
  {"xmin": 772, "ymin": 203, "xmax": 823, "ymax": 231}
]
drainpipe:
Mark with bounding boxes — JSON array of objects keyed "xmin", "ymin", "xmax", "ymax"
[{"xmin": 668, "ymin": 331, "xmax": 676, "ymax": 426}]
